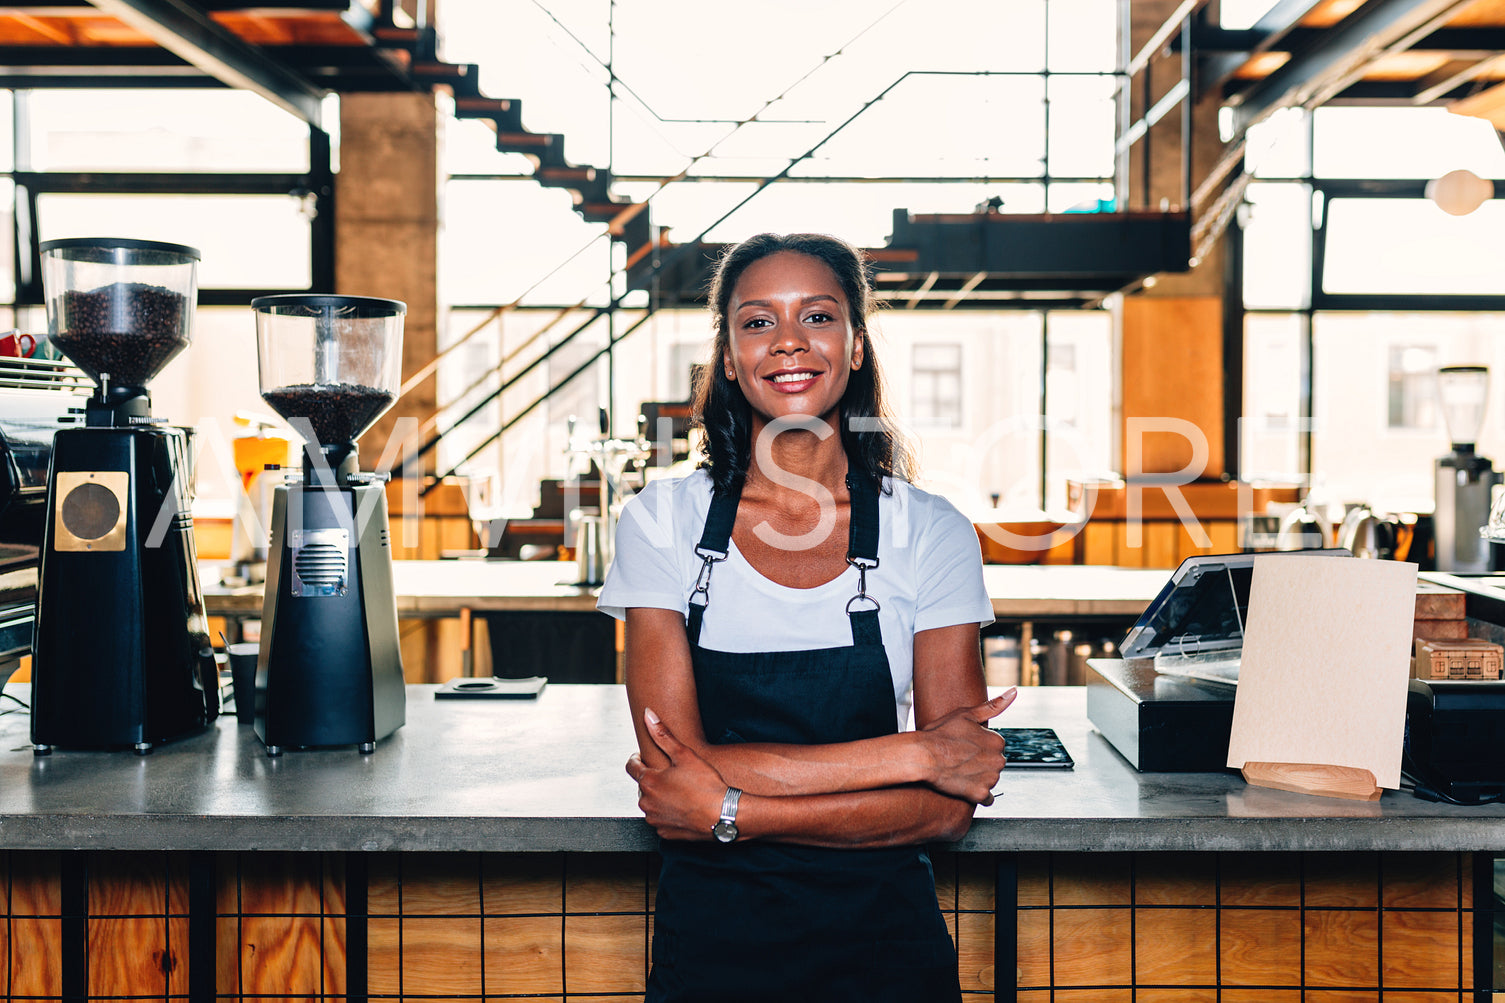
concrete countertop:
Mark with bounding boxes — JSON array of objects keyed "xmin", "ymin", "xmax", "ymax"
[{"xmin": 4, "ymin": 682, "xmax": 1505, "ymax": 854}]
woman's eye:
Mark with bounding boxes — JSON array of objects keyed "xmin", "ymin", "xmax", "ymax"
[
  {"xmin": 743, "ymin": 317, "xmax": 771, "ymax": 330},
  {"xmin": 805, "ymin": 312, "xmax": 833, "ymax": 324}
]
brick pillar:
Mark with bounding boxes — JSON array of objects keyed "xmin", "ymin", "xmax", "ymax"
[
  {"xmin": 334, "ymin": 91, "xmax": 440, "ymax": 476},
  {"xmin": 1118, "ymin": 1, "xmax": 1231, "ymax": 479}
]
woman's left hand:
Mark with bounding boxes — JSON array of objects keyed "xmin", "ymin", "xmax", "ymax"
[{"xmin": 626, "ymin": 708, "xmax": 732, "ymax": 840}]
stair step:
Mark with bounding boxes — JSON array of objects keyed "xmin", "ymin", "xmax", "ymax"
[
  {"xmin": 494, "ymin": 130, "xmax": 554, "ymax": 151},
  {"xmin": 454, "ymin": 94, "xmax": 513, "ymax": 119},
  {"xmin": 578, "ymin": 201, "xmax": 631, "ymax": 223},
  {"xmin": 372, "ymin": 25, "xmax": 421, "ymax": 45},
  {"xmin": 537, "ymin": 165, "xmax": 596, "ymax": 188},
  {"xmin": 413, "ymin": 61, "xmax": 481, "ymax": 96}
]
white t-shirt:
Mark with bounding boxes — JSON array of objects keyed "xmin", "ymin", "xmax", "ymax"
[{"xmin": 597, "ymin": 468, "xmax": 994, "ymax": 728}]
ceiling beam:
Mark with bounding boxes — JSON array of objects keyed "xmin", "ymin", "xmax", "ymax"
[
  {"xmin": 1411, "ymin": 54, "xmax": 1505, "ymax": 104},
  {"xmin": 1225, "ymin": 0, "xmax": 1476, "ymax": 135},
  {"xmin": 85, "ymin": 0, "xmax": 325, "ymax": 124},
  {"xmin": 1196, "ymin": 0, "xmax": 1326, "ymax": 100}
]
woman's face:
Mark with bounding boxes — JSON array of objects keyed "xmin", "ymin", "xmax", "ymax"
[{"xmin": 723, "ymin": 250, "xmax": 864, "ymax": 427}]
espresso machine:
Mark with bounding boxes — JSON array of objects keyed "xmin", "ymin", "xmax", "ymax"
[
  {"xmin": 252, "ymin": 294, "xmax": 406, "ymax": 755},
  {"xmin": 29, "ymin": 238, "xmax": 219, "ymax": 754},
  {"xmin": 1435, "ymin": 365, "xmax": 1500, "ymax": 573}
]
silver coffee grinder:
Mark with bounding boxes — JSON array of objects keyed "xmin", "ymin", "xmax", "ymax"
[
  {"xmin": 252, "ymin": 294, "xmax": 406, "ymax": 755},
  {"xmin": 1435, "ymin": 365, "xmax": 1500, "ymax": 573}
]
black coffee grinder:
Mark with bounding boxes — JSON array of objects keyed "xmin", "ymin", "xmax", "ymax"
[
  {"xmin": 252, "ymin": 294, "xmax": 406, "ymax": 755},
  {"xmin": 30, "ymin": 237, "xmax": 218, "ymax": 754}
]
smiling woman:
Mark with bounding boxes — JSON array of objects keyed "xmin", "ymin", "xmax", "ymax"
[{"xmin": 598, "ymin": 233, "xmax": 1012, "ymax": 1002}]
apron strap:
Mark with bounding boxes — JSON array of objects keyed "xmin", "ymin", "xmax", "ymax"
[
  {"xmin": 687, "ymin": 481, "xmax": 742, "ymax": 644},
  {"xmin": 846, "ymin": 474, "xmax": 880, "ymax": 566},
  {"xmin": 845, "ymin": 475, "xmax": 884, "ymax": 647},
  {"xmin": 688, "ymin": 474, "xmax": 886, "ymax": 646}
]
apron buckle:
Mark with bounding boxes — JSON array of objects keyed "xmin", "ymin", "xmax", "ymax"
[
  {"xmin": 691, "ymin": 548, "xmax": 726, "ymax": 602},
  {"xmin": 846, "ymin": 556, "xmax": 881, "ymax": 613}
]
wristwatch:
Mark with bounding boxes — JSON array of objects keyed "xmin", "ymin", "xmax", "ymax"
[{"xmin": 712, "ymin": 786, "xmax": 742, "ymax": 843}]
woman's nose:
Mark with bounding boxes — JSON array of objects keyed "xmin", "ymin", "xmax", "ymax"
[{"xmin": 770, "ymin": 324, "xmax": 809, "ymax": 355}]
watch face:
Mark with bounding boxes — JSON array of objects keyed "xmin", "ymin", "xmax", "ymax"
[{"xmin": 712, "ymin": 820, "xmax": 738, "ymax": 843}]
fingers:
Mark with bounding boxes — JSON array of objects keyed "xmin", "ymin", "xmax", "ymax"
[
  {"xmin": 642, "ymin": 707, "xmax": 685, "ymax": 763},
  {"xmin": 966, "ymin": 687, "xmax": 1019, "ymax": 723},
  {"xmin": 625, "ymin": 752, "xmax": 645, "ymax": 782}
]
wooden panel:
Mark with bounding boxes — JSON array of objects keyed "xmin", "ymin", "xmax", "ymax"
[
  {"xmin": 1051, "ymin": 907, "xmax": 1132, "ymax": 985},
  {"xmin": 1220, "ymin": 852, "xmax": 1300, "ymax": 906},
  {"xmin": 399, "ymin": 916, "xmax": 484, "ymax": 994},
  {"xmin": 10, "ymin": 918, "xmax": 62, "ymax": 995},
  {"xmin": 1220, "ymin": 908, "xmax": 1302, "ymax": 984},
  {"xmin": 1305, "ymin": 852, "xmax": 1379, "ymax": 907},
  {"xmin": 1082, "ymin": 521, "xmax": 1116, "ymax": 565},
  {"xmin": 956, "ymin": 853, "xmax": 995, "ymax": 911},
  {"xmin": 89, "ymin": 850, "xmax": 166, "ymax": 916},
  {"xmin": 217, "ymin": 916, "xmax": 239, "ymax": 995},
  {"xmin": 564, "ymin": 914, "xmax": 647, "ymax": 994},
  {"xmin": 1384, "ymin": 852, "xmax": 1459, "ymax": 908},
  {"xmin": 1135, "ymin": 854, "xmax": 1215, "ymax": 905},
  {"xmin": 1135, "ymin": 908, "xmax": 1216, "ymax": 984},
  {"xmin": 483, "ymin": 853, "xmax": 564, "ymax": 914},
  {"xmin": 1144, "ymin": 521, "xmax": 1178, "ymax": 569},
  {"xmin": 240, "ymin": 915, "xmax": 325, "ymax": 994},
  {"xmin": 1052, "ymin": 853, "xmax": 1131, "ymax": 905},
  {"xmin": 87, "ymin": 917, "xmax": 169, "ymax": 997},
  {"xmin": 398, "ymin": 852, "xmax": 481, "ymax": 915},
  {"xmin": 368, "ymin": 916, "xmax": 401, "ymax": 995},
  {"xmin": 484, "ymin": 915, "xmax": 565, "ymax": 994},
  {"xmin": 1383, "ymin": 910, "xmax": 1462, "ymax": 988},
  {"xmin": 1017, "ymin": 854, "xmax": 1051, "ymax": 907},
  {"xmin": 322, "ymin": 915, "xmax": 346, "ymax": 996},
  {"xmin": 566, "ymin": 852, "xmax": 646, "ymax": 913},
  {"xmin": 1113, "ymin": 520, "xmax": 1142, "ymax": 566},
  {"xmin": 12, "ymin": 850, "xmax": 62, "ymax": 914},
  {"xmin": 1305, "ymin": 908, "xmax": 1379, "ymax": 986},
  {"xmin": 1120, "ymin": 295, "xmax": 1225, "ymax": 478},
  {"xmin": 955, "ymin": 909, "xmax": 995, "ymax": 992},
  {"xmin": 239, "ymin": 852, "xmax": 325, "ymax": 914},
  {"xmin": 1016, "ymin": 909, "xmax": 1052, "ymax": 987},
  {"xmin": 1209, "ymin": 519, "xmax": 1240, "ymax": 554}
]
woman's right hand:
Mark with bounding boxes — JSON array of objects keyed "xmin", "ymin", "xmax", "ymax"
[{"xmin": 916, "ymin": 689, "xmax": 1016, "ymax": 805}]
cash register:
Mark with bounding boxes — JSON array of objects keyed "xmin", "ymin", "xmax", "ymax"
[{"xmin": 1086, "ymin": 549, "xmax": 1350, "ymax": 771}]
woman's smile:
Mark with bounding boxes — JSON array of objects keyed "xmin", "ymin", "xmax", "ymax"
[{"xmin": 765, "ymin": 367, "xmax": 822, "ymax": 393}]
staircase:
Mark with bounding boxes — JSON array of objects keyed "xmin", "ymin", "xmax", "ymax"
[{"xmin": 368, "ymin": 19, "xmax": 656, "ymax": 281}]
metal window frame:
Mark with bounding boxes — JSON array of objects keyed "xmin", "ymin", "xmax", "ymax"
[{"xmin": 5, "ymin": 88, "xmax": 333, "ymax": 308}]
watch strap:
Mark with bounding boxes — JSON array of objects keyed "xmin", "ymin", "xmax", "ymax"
[{"xmin": 719, "ymin": 786, "xmax": 742, "ymax": 825}]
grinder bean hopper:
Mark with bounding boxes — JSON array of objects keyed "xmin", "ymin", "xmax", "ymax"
[
  {"xmin": 30, "ymin": 237, "xmax": 219, "ymax": 754},
  {"xmin": 253, "ymin": 294, "xmax": 406, "ymax": 755}
]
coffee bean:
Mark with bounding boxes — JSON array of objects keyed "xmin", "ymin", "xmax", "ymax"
[
  {"xmin": 51, "ymin": 282, "xmax": 189, "ymax": 388},
  {"xmin": 261, "ymin": 383, "xmax": 396, "ymax": 446}
]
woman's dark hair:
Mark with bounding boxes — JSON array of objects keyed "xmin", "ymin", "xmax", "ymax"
[{"xmin": 691, "ymin": 232, "xmax": 915, "ymax": 494}]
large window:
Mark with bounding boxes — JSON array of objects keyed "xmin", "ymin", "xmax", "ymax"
[
  {"xmin": 911, "ymin": 343, "xmax": 964, "ymax": 429},
  {"xmin": 1240, "ymin": 105, "xmax": 1505, "ymax": 508},
  {"xmin": 433, "ymin": 0, "xmax": 1121, "ymax": 514},
  {"xmin": 0, "ymin": 88, "xmax": 331, "ymax": 508}
]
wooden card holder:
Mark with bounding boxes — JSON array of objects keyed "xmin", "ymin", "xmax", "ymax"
[{"xmin": 1241, "ymin": 762, "xmax": 1381, "ymax": 801}]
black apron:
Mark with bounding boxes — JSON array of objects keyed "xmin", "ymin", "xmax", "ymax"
[{"xmin": 648, "ymin": 477, "xmax": 962, "ymax": 1003}]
